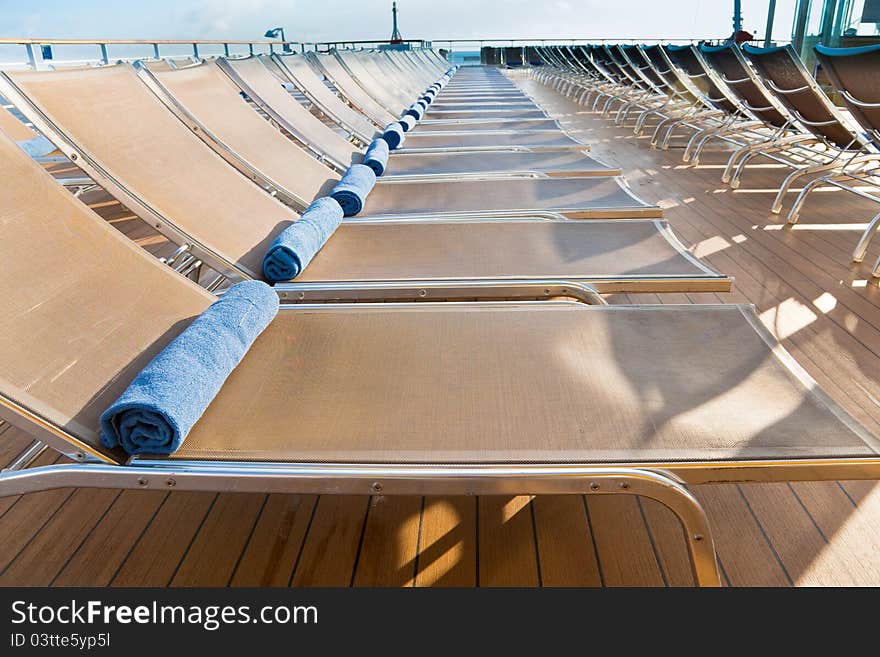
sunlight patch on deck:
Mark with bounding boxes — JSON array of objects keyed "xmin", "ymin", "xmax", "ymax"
[
  {"xmin": 692, "ymin": 235, "xmax": 731, "ymax": 258},
  {"xmin": 759, "ymin": 298, "xmax": 817, "ymax": 340},
  {"xmin": 812, "ymin": 293, "xmax": 837, "ymax": 314}
]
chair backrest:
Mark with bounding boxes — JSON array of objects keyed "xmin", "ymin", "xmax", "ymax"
[
  {"xmin": 140, "ymin": 59, "xmax": 342, "ymax": 206},
  {"xmin": 814, "ymin": 43, "xmax": 880, "ymax": 146},
  {"xmin": 639, "ymin": 45, "xmax": 700, "ymax": 104},
  {"xmin": 565, "ymin": 46, "xmax": 601, "ymax": 78},
  {"xmin": 604, "ymin": 45, "xmax": 649, "ymax": 90},
  {"xmin": 700, "ymin": 44, "xmax": 790, "ymax": 128},
  {"xmin": 0, "ymin": 63, "xmax": 297, "ymax": 279},
  {"xmin": 336, "ymin": 50, "xmax": 412, "ymax": 110},
  {"xmin": 269, "ymin": 53, "xmax": 378, "ymax": 143},
  {"xmin": 308, "ymin": 52, "xmax": 398, "ymax": 126},
  {"xmin": 742, "ymin": 44, "xmax": 862, "ymax": 149},
  {"xmin": 215, "ymin": 56, "xmax": 357, "ymax": 170},
  {"xmin": 664, "ymin": 45, "xmax": 739, "ymax": 114},
  {"xmin": 590, "ymin": 46, "xmax": 629, "ymax": 84},
  {"xmin": 620, "ymin": 45, "xmax": 666, "ymax": 91},
  {"xmin": 0, "ymin": 126, "xmax": 213, "ymax": 463}
]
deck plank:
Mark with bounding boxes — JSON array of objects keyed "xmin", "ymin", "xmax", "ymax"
[
  {"xmin": 531, "ymin": 496, "xmax": 602, "ymax": 587},
  {"xmin": 478, "ymin": 496, "xmax": 540, "ymax": 586},
  {"xmin": 0, "ymin": 488, "xmax": 121, "ymax": 586},
  {"xmin": 230, "ymin": 494, "xmax": 317, "ymax": 587},
  {"xmin": 170, "ymin": 493, "xmax": 267, "ymax": 587},
  {"xmin": 111, "ymin": 492, "xmax": 216, "ymax": 587},
  {"xmin": 290, "ymin": 496, "xmax": 370, "ymax": 586},
  {"xmin": 586, "ymin": 496, "xmax": 665, "ymax": 586},
  {"xmin": 53, "ymin": 490, "xmax": 168, "ymax": 586},
  {"xmin": 413, "ymin": 496, "xmax": 477, "ymax": 587},
  {"xmin": 352, "ymin": 496, "xmax": 422, "ymax": 587}
]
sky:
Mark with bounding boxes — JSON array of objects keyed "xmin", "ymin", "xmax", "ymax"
[{"xmin": 0, "ymin": 0, "xmax": 800, "ymax": 44}]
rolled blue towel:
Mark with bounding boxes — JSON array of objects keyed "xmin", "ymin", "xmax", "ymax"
[
  {"xmin": 416, "ymin": 99, "xmax": 428, "ymax": 111},
  {"xmin": 330, "ymin": 164, "xmax": 377, "ymax": 216},
  {"xmin": 262, "ymin": 197, "xmax": 345, "ymax": 283},
  {"xmin": 381, "ymin": 122, "xmax": 406, "ymax": 149},
  {"xmin": 18, "ymin": 135, "xmax": 56, "ymax": 157},
  {"xmin": 363, "ymin": 138, "xmax": 390, "ymax": 176},
  {"xmin": 403, "ymin": 103, "xmax": 424, "ymax": 121},
  {"xmin": 419, "ymin": 95, "xmax": 433, "ymax": 106},
  {"xmin": 399, "ymin": 114, "xmax": 417, "ymax": 132},
  {"xmin": 99, "ymin": 281, "xmax": 279, "ymax": 455}
]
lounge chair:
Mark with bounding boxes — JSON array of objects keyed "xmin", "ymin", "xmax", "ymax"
[
  {"xmin": 209, "ymin": 57, "xmax": 620, "ymax": 176},
  {"xmin": 271, "ymin": 55, "xmax": 585, "ymax": 152},
  {"xmin": 695, "ymin": 43, "xmax": 820, "ymax": 174},
  {"xmin": 270, "ymin": 53, "xmax": 559, "ymax": 138},
  {"xmin": 315, "ymin": 51, "xmax": 548, "ymax": 122},
  {"xmin": 3, "ymin": 125, "xmax": 879, "ymax": 588},
  {"xmin": 0, "ymin": 64, "xmax": 659, "ymax": 226},
  {"xmin": 0, "ymin": 90, "xmax": 719, "ymax": 296},
  {"xmin": 795, "ymin": 44, "xmax": 880, "ymax": 274},
  {"xmin": 742, "ymin": 43, "xmax": 875, "ymax": 213}
]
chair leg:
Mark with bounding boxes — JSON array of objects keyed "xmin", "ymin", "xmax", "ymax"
[
  {"xmin": 786, "ymin": 175, "xmax": 829, "ymax": 224},
  {"xmin": 651, "ymin": 117, "xmax": 672, "ymax": 147},
  {"xmin": 581, "ymin": 468, "xmax": 722, "ymax": 587},
  {"xmin": 853, "ymin": 210, "xmax": 880, "ymax": 263},
  {"xmin": 770, "ymin": 163, "xmax": 840, "ymax": 214}
]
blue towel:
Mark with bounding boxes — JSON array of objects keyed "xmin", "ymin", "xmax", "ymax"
[
  {"xmin": 330, "ymin": 164, "xmax": 377, "ymax": 216},
  {"xmin": 381, "ymin": 122, "xmax": 406, "ymax": 149},
  {"xmin": 99, "ymin": 281, "xmax": 279, "ymax": 456},
  {"xmin": 419, "ymin": 95, "xmax": 433, "ymax": 106},
  {"xmin": 262, "ymin": 197, "xmax": 344, "ymax": 283},
  {"xmin": 363, "ymin": 138, "xmax": 390, "ymax": 176},
  {"xmin": 403, "ymin": 104, "xmax": 424, "ymax": 121},
  {"xmin": 399, "ymin": 114, "xmax": 417, "ymax": 132},
  {"xmin": 18, "ymin": 135, "xmax": 56, "ymax": 158}
]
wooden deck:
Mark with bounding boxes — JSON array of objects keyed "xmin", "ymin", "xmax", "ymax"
[{"xmin": 3, "ymin": 70, "xmax": 880, "ymax": 586}]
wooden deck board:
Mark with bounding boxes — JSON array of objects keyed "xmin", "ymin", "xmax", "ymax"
[
  {"xmin": 2, "ymin": 69, "xmax": 880, "ymax": 586},
  {"xmin": 413, "ymin": 497, "xmax": 477, "ymax": 587},
  {"xmin": 229, "ymin": 494, "xmax": 317, "ymax": 587}
]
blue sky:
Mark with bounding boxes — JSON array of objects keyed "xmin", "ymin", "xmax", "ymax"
[{"xmin": 0, "ymin": 1, "xmax": 798, "ymax": 43}]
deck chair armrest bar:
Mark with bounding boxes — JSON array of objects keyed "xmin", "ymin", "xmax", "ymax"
[
  {"xmin": 839, "ymin": 88, "xmax": 880, "ymax": 109},
  {"xmin": 792, "ymin": 110, "xmax": 845, "ymax": 128},
  {"xmin": 274, "ymin": 276, "xmax": 731, "ymax": 302},
  {"xmin": 764, "ymin": 79, "xmax": 812, "ymax": 95},
  {"xmin": 275, "ymin": 280, "xmax": 611, "ymax": 304}
]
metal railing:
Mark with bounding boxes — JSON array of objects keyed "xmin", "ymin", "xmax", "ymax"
[{"xmin": 0, "ymin": 37, "xmax": 432, "ymax": 69}]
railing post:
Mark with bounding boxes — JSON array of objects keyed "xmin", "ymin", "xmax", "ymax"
[
  {"xmin": 192, "ymin": 43, "xmax": 199, "ymax": 59},
  {"xmin": 249, "ymin": 43, "xmax": 254, "ymax": 56},
  {"xmin": 100, "ymin": 43, "xmax": 109, "ymax": 65},
  {"xmin": 223, "ymin": 43, "xmax": 230, "ymax": 57},
  {"xmin": 25, "ymin": 43, "xmax": 36, "ymax": 69},
  {"xmin": 153, "ymin": 43, "xmax": 160, "ymax": 59}
]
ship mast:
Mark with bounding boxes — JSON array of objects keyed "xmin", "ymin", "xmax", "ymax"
[{"xmin": 390, "ymin": 2, "xmax": 403, "ymax": 43}]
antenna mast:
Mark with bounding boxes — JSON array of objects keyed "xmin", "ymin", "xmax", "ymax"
[{"xmin": 391, "ymin": 2, "xmax": 403, "ymax": 43}]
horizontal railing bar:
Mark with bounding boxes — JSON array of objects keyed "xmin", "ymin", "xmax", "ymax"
[{"xmin": 0, "ymin": 38, "xmax": 295, "ymax": 45}]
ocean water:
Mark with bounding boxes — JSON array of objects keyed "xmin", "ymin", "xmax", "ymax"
[{"xmin": 448, "ymin": 50, "xmax": 480, "ymax": 66}]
